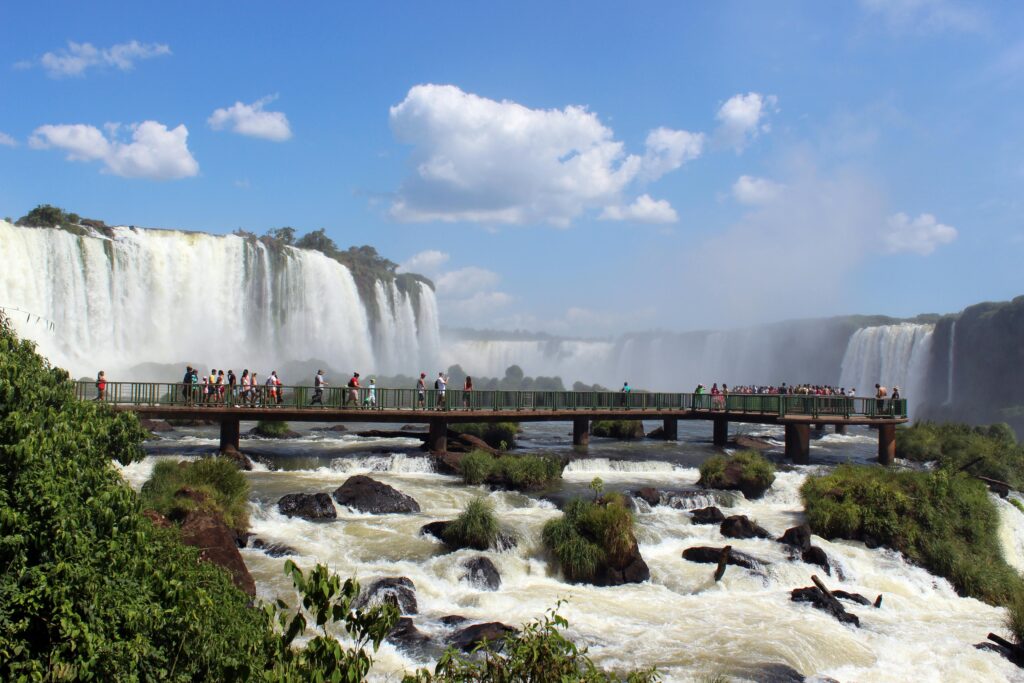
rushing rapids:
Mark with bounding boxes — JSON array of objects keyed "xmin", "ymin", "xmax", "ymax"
[
  {"xmin": 0, "ymin": 220, "xmax": 440, "ymax": 379},
  {"xmin": 121, "ymin": 421, "xmax": 1024, "ymax": 682}
]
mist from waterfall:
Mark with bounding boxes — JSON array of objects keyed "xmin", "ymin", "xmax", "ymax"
[
  {"xmin": 838, "ymin": 323, "xmax": 934, "ymax": 408},
  {"xmin": 0, "ymin": 221, "xmax": 440, "ymax": 379}
]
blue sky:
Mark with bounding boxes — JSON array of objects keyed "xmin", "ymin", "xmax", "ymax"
[{"xmin": 1, "ymin": 1, "xmax": 1021, "ymax": 336}]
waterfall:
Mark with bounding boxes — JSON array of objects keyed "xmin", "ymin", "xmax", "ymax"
[
  {"xmin": 944, "ymin": 320, "xmax": 956, "ymax": 406},
  {"xmin": 838, "ymin": 323, "xmax": 934, "ymax": 409},
  {"xmin": 0, "ymin": 221, "xmax": 440, "ymax": 378}
]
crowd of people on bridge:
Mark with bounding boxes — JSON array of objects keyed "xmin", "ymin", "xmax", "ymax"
[{"xmin": 690, "ymin": 381, "xmax": 900, "ymax": 411}]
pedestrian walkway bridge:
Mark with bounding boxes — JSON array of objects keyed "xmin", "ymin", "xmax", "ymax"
[{"xmin": 76, "ymin": 381, "xmax": 908, "ymax": 465}]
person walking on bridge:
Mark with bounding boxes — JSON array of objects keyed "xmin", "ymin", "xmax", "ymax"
[
  {"xmin": 417, "ymin": 372, "xmax": 427, "ymax": 409},
  {"xmin": 346, "ymin": 372, "xmax": 361, "ymax": 407},
  {"xmin": 182, "ymin": 366, "xmax": 194, "ymax": 405},
  {"xmin": 875, "ymin": 383, "xmax": 888, "ymax": 415},
  {"xmin": 435, "ymin": 372, "xmax": 447, "ymax": 409},
  {"xmin": 94, "ymin": 371, "xmax": 106, "ymax": 401},
  {"xmin": 620, "ymin": 381, "xmax": 631, "ymax": 407},
  {"xmin": 311, "ymin": 369, "xmax": 327, "ymax": 406}
]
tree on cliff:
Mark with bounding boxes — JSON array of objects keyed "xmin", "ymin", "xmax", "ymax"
[{"xmin": 15, "ymin": 204, "xmax": 81, "ymax": 228}]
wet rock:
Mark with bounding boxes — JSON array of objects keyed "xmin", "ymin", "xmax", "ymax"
[
  {"xmin": 592, "ymin": 540, "xmax": 650, "ymax": 586},
  {"xmin": 690, "ymin": 506, "xmax": 725, "ymax": 525},
  {"xmin": 432, "ymin": 452, "xmax": 463, "ymax": 475},
  {"xmin": 832, "ymin": 589, "xmax": 871, "ymax": 606},
  {"xmin": 311, "ymin": 424, "xmax": 348, "ymax": 432},
  {"xmin": 180, "ymin": 510, "xmax": 256, "ymax": 596},
  {"xmin": 461, "ymin": 556, "xmax": 502, "ymax": 591},
  {"xmin": 446, "ymin": 431, "xmax": 502, "ymax": 456},
  {"xmin": 734, "ymin": 435, "xmax": 774, "ymax": 451},
  {"xmin": 420, "ymin": 520, "xmax": 451, "ymax": 541},
  {"xmin": 440, "ymin": 615, "xmax": 468, "ymax": 627},
  {"xmin": 682, "ymin": 546, "xmax": 767, "ymax": 571},
  {"xmin": 354, "ymin": 577, "xmax": 418, "ymax": 615},
  {"xmin": 247, "ymin": 426, "xmax": 302, "ymax": 439},
  {"xmin": 140, "ymin": 418, "xmax": 174, "ymax": 433},
  {"xmin": 802, "ymin": 546, "xmax": 831, "ymax": 575},
  {"xmin": 251, "ymin": 538, "xmax": 298, "ymax": 557},
  {"xmin": 646, "ymin": 426, "xmax": 665, "ymax": 439},
  {"xmin": 386, "ymin": 617, "xmax": 433, "ymax": 657},
  {"xmin": 779, "ymin": 524, "xmax": 813, "ymax": 552},
  {"xmin": 634, "ymin": 487, "xmax": 661, "ymax": 506},
  {"xmin": 277, "ymin": 493, "xmax": 336, "ymax": 520},
  {"xmin": 332, "ymin": 475, "xmax": 420, "ymax": 514},
  {"xmin": 219, "ymin": 444, "xmax": 253, "ymax": 471},
  {"xmin": 494, "ymin": 531, "xmax": 519, "ymax": 552},
  {"xmin": 402, "ymin": 424, "xmax": 427, "ymax": 432},
  {"xmin": 447, "ymin": 622, "xmax": 517, "ymax": 652},
  {"xmin": 720, "ymin": 515, "xmax": 773, "ymax": 540},
  {"xmin": 662, "ymin": 487, "xmax": 737, "ymax": 510},
  {"xmin": 731, "ymin": 662, "xmax": 805, "ymax": 682},
  {"xmin": 699, "ymin": 459, "xmax": 774, "ymax": 499},
  {"xmin": 791, "ymin": 586, "xmax": 859, "ymax": 626}
]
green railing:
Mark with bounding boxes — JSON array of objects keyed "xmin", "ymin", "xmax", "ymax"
[{"xmin": 74, "ymin": 381, "xmax": 908, "ymax": 419}]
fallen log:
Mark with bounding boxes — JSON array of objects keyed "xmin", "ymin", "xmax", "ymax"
[
  {"xmin": 714, "ymin": 546, "xmax": 732, "ymax": 582},
  {"xmin": 975, "ymin": 475, "xmax": 1012, "ymax": 498},
  {"xmin": 811, "ymin": 574, "xmax": 834, "ymax": 599},
  {"xmin": 986, "ymin": 633, "xmax": 1024, "ymax": 665}
]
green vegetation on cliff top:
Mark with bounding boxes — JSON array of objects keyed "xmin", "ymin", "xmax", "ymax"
[
  {"xmin": 140, "ymin": 457, "xmax": 250, "ymax": 533},
  {"xmin": 459, "ymin": 450, "xmax": 563, "ymax": 491},
  {"xmin": 698, "ymin": 450, "xmax": 776, "ymax": 499},
  {"xmin": 896, "ymin": 421, "xmax": 1024, "ymax": 489}
]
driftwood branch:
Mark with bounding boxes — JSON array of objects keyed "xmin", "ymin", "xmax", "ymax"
[
  {"xmin": 811, "ymin": 574, "xmax": 834, "ymax": 599},
  {"xmin": 714, "ymin": 545, "xmax": 731, "ymax": 582}
]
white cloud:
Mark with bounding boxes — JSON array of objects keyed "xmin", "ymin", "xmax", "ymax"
[
  {"xmin": 600, "ymin": 194, "xmax": 678, "ymax": 224},
  {"xmin": 445, "ymin": 291, "xmax": 514, "ymax": 318},
  {"xmin": 0, "ymin": 132, "xmax": 17, "ymax": 147},
  {"xmin": 388, "ymin": 84, "xmax": 695, "ymax": 227},
  {"xmin": 860, "ymin": 0, "xmax": 985, "ymax": 34},
  {"xmin": 208, "ymin": 96, "xmax": 292, "ymax": 141},
  {"xmin": 399, "ymin": 249, "xmax": 450, "ymax": 274},
  {"xmin": 38, "ymin": 40, "xmax": 170, "ymax": 77},
  {"xmin": 715, "ymin": 92, "xmax": 778, "ymax": 152},
  {"xmin": 732, "ymin": 175, "xmax": 784, "ymax": 205},
  {"xmin": 30, "ymin": 121, "xmax": 198, "ymax": 180},
  {"xmin": 435, "ymin": 267, "xmax": 501, "ymax": 296},
  {"xmin": 883, "ymin": 212, "xmax": 957, "ymax": 255},
  {"xmin": 641, "ymin": 127, "xmax": 704, "ymax": 180}
]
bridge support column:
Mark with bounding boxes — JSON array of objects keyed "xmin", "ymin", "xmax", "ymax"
[
  {"xmin": 662, "ymin": 418, "xmax": 678, "ymax": 441},
  {"xmin": 572, "ymin": 418, "xmax": 589, "ymax": 447},
  {"xmin": 878, "ymin": 423, "xmax": 896, "ymax": 466},
  {"xmin": 712, "ymin": 418, "xmax": 728, "ymax": 447},
  {"xmin": 834, "ymin": 424, "xmax": 848, "ymax": 436},
  {"xmin": 785, "ymin": 424, "xmax": 810, "ymax": 464},
  {"xmin": 428, "ymin": 419, "xmax": 447, "ymax": 454},
  {"xmin": 219, "ymin": 418, "xmax": 240, "ymax": 452}
]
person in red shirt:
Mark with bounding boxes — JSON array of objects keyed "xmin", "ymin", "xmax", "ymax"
[{"xmin": 346, "ymin": 372, "xmax": 361, "ymax": 407}]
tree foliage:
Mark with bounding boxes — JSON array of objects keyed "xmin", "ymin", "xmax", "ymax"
[{"xmin": 15, "ymin": 203, "xmax": 81, "ymax": 228}]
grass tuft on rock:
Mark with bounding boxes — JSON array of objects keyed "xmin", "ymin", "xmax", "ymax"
[
  {"xmin": 459, "ymin": 450, "xmax": 564, "ymax": 491},
  {"xmin": 253, "ymin": 420, "xmax": 292, "ymax": 438},
  {"xmin": 450, "ymin": 422, "xmax": 518, "ymax": 449},
  {"xmin": 140, "ymin": 457, "xmax": 250, "ymax": 533},
  {"xmin": 590, "ymin": 420, "xmax": 645, "ymax": 440},
  {"xmin": 698, "ymin": 450, "xmax": 776, "ymax": 499},
  {"xmin": 443, "ymin": 497, "xmax": 500, "ymax": 550},
  {"xmin": 802, "ymin": 464, "xmax": 1024, "ymax": 606},
  {"xmin": 896, "ymin": 421, "xmax": 1024, "ymax": 489},
  {"xmin": 542, "ymin": 494, "xmax": 634, "ymax": 583}
]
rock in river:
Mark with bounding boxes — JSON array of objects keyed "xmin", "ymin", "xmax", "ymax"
[
  {"xmin": 333, "ymin": 475, "xmax": 421, "ymax": 514},
  {"xmin": 277, "ymin": 493, "xmax": 336, "ymax": 520}
]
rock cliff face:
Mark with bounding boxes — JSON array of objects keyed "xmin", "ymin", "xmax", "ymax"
[{"xmin": 918, "ymin": 296, "xmax": 1024, "ymax": 437}]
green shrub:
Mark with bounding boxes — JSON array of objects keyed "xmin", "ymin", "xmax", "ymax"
[
  {"xmin": 590, "ymin": 420, "xmax": 645, "ymax": 440},
  {"xmin": 802, "ymin": 464, "xmax": 1024, "ymax": 606},
  {"xmin": 405, "ymin": 604, "xmax": 659, "ymax": 682},
  {"xmin": 140, "ymin": 456, "xmax": 251, "ymax": 533},
  {"xmin": 254, "ymin": 420, "xmax": 292, "ymax": 438},
  {"xmin": 443, "ymin": 497, "xmax": 500, "ymax": 550},
  {"xmin": 450, "ymin": 422, "xmax": 518, "ymax": 449},
  {"xmin": 458, "ymin": 450, "xmax": 563, "ymax": 490},
  {"xmin": 698, "ymin": 450, "xmax": 775, "ymax": 499},
  {"xmin": 542, "ymin": 494, "xmax": 635, "ymax": 583},
  {"xmin": 896, "ymin": 421, "xmax": 1024, "ymax": 489}
]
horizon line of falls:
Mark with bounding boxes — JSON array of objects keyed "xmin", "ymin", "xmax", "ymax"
[
  {"xmin": 838, "ymin": 323, "xmax": 934, "ymax": 415},
  {"xmin": 0, "ymin": 221, "xmax": 441, "ymax": 380}
]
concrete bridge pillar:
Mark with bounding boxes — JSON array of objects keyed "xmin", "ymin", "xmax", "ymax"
[
  {"xmin": 572, "ymin": 418, "xmax": 589, "ymax": 447},
  {"xmin": 834, "ymin": 424, "xmax": 848, "ymax": 436},
  {"xmin": 785, "ymin": 423, "xmax": 810, "ymax": 464},
  {"xmin": 219, "ymin": 418, "xmax": 240, "ymax": 452},
  {"xmin": 662, "ymin": 418, "xmax": 678, "ymax": 441},
  {"xmin": 878, "ymin": 423, "xmax": 896, "ymax": 466},
  {"xmin": 712, "ymin": 418, "xmax": 728, "ymax": 447},
  {"xmin": 428, "ymin": 418, "xmax": 447, "ymax": 454}
]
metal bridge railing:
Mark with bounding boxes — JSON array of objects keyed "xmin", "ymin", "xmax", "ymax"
[{"xmin": 74, "ymin": 381, "xmax": 909, "ymax": 419}]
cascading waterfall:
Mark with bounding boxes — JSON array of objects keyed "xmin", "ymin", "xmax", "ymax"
[
  {"xmin": 838, "ymin": 323, "xmax": 934, "ymax": 408},
  {"xmin": 0, "ymin": 221, "xmax": 440, "ymax": 378},
  {"xmin": 944, "ymin": 319, "xmax": 957, "ymax": 406}
]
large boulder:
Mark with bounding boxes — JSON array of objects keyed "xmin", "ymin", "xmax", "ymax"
[
  {"xmin": 720, "ymin": 515, "xmax": 772, "ymax": 540},
  {"xmin": 278, "ymin": 493, "xmax": 336, "ymax": 520},
  {"xmin": 690, "ymin": 506, "xmax": 725, "ymax": 525},
  {"xmin": 802, "ymin": 546, "xmax": 831, "ymax": 575},
  {"xmin": 219, "ymin": 444, "xmax": 253, "ymax": 471},
  {"xmin": 354, "ymin": 577, "xmax": 418, "ymax": 615},
  {"xmin": 447, "ymin": 622, "xmax": 517, "ymax": 652},
  {"xmin": 682, "ymin": 546, "xmax": 767, "ymax": 571},
  {"xmin": 420, "ymin": 520, "xmax": 450, "ymax": 541},
  {"xmin": 461, "ymin": 556, "xmax": 502, "ymax": 591},
  {"xmin": 332, "ymin": 475, "xmax": 420, "ymax": 514},
  {"xmin": 386, "ymin": 617, "xmax": 434, "ymax": 658},
  {"xmin": 251, "ymin": 538, "xmax": 298, "ymax": 557},
  {"xmin": 634, "ymin": 487, "xmax": 661, "ymax": 506},
  {"xmin": 180, "ymin": 510, "xmax": 256, "ymax": 596},
  {"xmin": 779, "ymin": 523, "xmax": 813, "ymax": 551},
  {"xmin": 592, "ymin": 539, "xmax": 650, "ymax": 586}
]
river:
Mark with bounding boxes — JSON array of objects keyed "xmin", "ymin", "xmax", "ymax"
[{"xmin": 120, "ymin": 420, "xmax": 1024, "ymax": 682}]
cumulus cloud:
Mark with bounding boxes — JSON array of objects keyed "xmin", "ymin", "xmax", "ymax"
[
  {"xmin": 388, "ymin": 84, "xmax": 699, "ymax": 227},
  {"xmin": 435, "ymin": 266, "xmax": 501, "ymax": 296},
  {"xmin": 30, "ymin": 121, "xmax": 198, "ymax": 180},
  {"xmin": 0, "ymin": 132, "xmax": 16, "ymax": 147},
  {"xmin": 36, "ymin": 40, "xmax": 170, "ymax": 77},
  {"xmin": 445, "ymin": 291, "xmax": 515, "ymax": 318},
  {"xmin": 600, "ymin": 194, "xmax": 678, "ymax": 224},
  {"xmin": 715, "ymin": 92, "xmax": 778, "ymax": 152},
  {"xmin": 641, "ymin": 127, "xmax": 704, "ymax": 180},
  {"xmin": 732, "ymin": 175, "xmax": 785, "ymax": 205},
  {"xmin": 860, "ymin": 0, "xmax": 985, "ymax": 34},
  {"xmin": 883, "ymin": 212, "xmax": 957, "ymax": 255},
  {"xmin": 399, "ymin": 249, "xmax": 450, "ymax": 274},
  {"xmin": 208, "ymin": 95, "xmax": 292, "ymax": 141}
]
